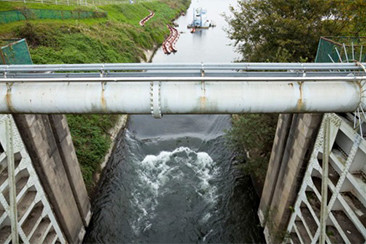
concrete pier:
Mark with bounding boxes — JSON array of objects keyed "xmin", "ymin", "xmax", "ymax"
[
  {"xmin": 14, "ymin": 114, "xmax": 91, "ymax": 243},
  {"xmin": 258, "ymin": 114, "xmax": 323, "ymax": 242}
]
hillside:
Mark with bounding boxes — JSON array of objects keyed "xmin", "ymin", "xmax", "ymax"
[
  {"xmin": 0, "ymin": 0, "xmax": 189, "ymax": 63},
  {"xmin": 0, "ymin": 0, "xmax": 190, "ymax": 191}
]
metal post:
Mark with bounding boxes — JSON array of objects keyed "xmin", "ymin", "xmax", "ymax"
[
  {"xmin": 319, "ymin": 116, "xmax": 330, "ymax": 244},
  {"xmin": 6, "ymin": 115, "xmax": 18, "ymax": 244}
]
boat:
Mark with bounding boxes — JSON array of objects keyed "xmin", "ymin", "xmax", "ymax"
[{"xmin": 187, "ymin": 8, "xmax": 212, "ymax": 29}]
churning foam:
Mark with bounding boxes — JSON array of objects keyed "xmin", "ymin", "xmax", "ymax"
[{"xmin": 130, "ymin": 147, "xmax": 218, "ymax": 234}]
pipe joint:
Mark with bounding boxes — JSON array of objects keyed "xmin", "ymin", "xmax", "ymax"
[{"xmin": 150, "ymin": 81, "xmax": 162, "ymax": 119}]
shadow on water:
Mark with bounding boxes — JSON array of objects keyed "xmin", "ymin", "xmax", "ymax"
[{"xmin": 84, "ymin": 115, "xmax": 265, "ymax": 243}]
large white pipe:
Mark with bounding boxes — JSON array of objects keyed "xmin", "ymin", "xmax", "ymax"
[{"xmin": 0, "ymin": 81, "xmax": 363, "ymax": 114}]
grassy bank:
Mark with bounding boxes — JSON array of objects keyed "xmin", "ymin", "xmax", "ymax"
[
  {"xmin": 1, "ymin": 1, "xmax": 189, "ymax": 63},
  {"xmin": 0, "ymin": 0, "xmax": 189, "ymax": 191}
]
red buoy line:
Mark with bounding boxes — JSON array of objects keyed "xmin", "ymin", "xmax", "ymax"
[
  {"xmin": 162, "ymin": 25, "xmax": 180, "ymax": 54},
  {"xmin": 139, "ymin": 10, "xmax": 155, "ymax": 26}
]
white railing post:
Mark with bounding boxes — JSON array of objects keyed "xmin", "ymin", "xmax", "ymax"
[
  {"xmin": 319, "ymin": 116, "xmax": 330, "ymax": 244},
  {"xmin": 6, "ymin": 115, "xmax": 18, "ymax": 244}
]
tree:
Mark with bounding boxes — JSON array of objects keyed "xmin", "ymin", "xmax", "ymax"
[
  {"xmin": 226, "ymin": 114, "xmax": 277, "ymax": 185},
  {"xmin": 336, "ymin": 0, "xmax": 366, "ymax": 36},
  {"xmin": 226, "ymin": 0, "xmax": 348, "ymax": 62}
]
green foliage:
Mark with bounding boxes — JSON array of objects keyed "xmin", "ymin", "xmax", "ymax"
[
  {"xmin": 226, "ymin": 0, "xmax": 357, "ymax": 62},
  {"xmin": 332, "ymin": 0, "xmax": 366, "ymax": 36},
  {"xmin": 8, "ymin": 0, "xmax": 185, "ymax": 63},
  {"xmin": 226, "ymin": 114, "xmax": 277, "ymax": 183},
  {"xmin": 67, "ymin": 115, "xmax": 119, "ymax": 190}
]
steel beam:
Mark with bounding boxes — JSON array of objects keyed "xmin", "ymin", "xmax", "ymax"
[
  {"xmin": 319, "ymin": 117, "xmax": 330, "ymax": 244},
  {"xmin": 6, "ymin": 116, "xmax": 18, "ymax": 244}
]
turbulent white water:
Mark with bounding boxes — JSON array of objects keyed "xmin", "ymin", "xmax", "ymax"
[
  {"xmin": 85, "ymin": 115, "xmax": 264, "ymax": 243},
  {"xmin": 131, "ymin": 147, "xmax": 218, "ymax": 236}
]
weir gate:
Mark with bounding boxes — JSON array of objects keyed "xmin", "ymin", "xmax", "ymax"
[{"xmin": 0, "ymin": 60, "xmax": 365, "ymax": 243}]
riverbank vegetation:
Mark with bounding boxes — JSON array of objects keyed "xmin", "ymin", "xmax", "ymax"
[
  {"xmin": 0, "ymin": 0, "xmax": 189, "ymax": 191},
  {"xmin": 226, "ymin": 114, "xmax": 277, "ymax": 183},
  {"xmin": 226, "ymin": 0, "xmax": 366, "ymax": 187}
]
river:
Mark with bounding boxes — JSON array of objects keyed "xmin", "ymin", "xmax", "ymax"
[{"xmin": 84, "ymin": 0, "xmax": 265, "ymax": 243}]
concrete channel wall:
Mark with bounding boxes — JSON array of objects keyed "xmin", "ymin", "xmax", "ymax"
[
  {"xmin": 0, "ymin": 115, "xmax": 66, "ymax": 243},
  {"xmin": 13, "ymin": 114, "xmax": 91, "ymax": 243},
  {"xmin": 258, "ymin": 113, "xmax": 323, "ymax": 242}
]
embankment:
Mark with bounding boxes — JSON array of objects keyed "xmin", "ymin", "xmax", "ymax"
[{"xmin": 0, "ymin": 0, "xmax": 190, "ymax": 191}]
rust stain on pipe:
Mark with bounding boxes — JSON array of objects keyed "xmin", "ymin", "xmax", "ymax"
[
  {"xmin": 296, "ymin": 82, "xmax": 304, "ymax": 112},
  {"xmin": 6, "ymin": 83, "xmax": 15, "ymax": 112},
  {"xmin": 101, "ymin": 82, "xmax": 107, "ymax": 111},
  {"xmin": 200, "ymin": 96, "xmax": 207, "ymax": 111},
  {"xmin": 200, "ymin": 81, "xmax": 206, "ymax": 110}
]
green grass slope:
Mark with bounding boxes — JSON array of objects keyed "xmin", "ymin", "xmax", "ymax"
[{"xmin": 0, "ymin": 0, "xmax": 190, "ymax": 191}]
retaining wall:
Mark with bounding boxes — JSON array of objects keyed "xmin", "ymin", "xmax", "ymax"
[
  {"xmin": 258, "ymin": 113, "xmax": 323, "ymax": 242},
  {"xmin": 13, "ymin": 114, "xmax": 91, "ymax": 243}
]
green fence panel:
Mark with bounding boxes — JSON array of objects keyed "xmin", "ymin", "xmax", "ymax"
[
  {"xmin": 0, "ymin": 11, "xmax": 26, "ymax": 23},
  {"xmin": 62, "ymin": 10, "xmax": 73, "ymax": 19},
  {"xmin": 0, "ymin": 9, "xmax": 106, "ymax": 23},
  {"xmin": 0, "ymin": 39, "xmax": 33, "ymax": 65},
  {"xmin": 81, "ymin": 11, "xmax": 89, "ymax": 18},
  {"xmin": 315, "ymin": 37, "xmax": 366, "ymax": 63}
]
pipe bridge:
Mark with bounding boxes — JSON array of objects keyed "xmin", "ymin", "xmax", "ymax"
[{"xmin": 0, "ymin": 62, "xmax": 365, "ymax": 117}]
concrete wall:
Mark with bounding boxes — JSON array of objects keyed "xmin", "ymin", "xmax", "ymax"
[
  {"xmin": 0, "ymin": 115, "xmax": 66, "ymax": 243},
  {"xmin": 258, "ymin": 113, "xmax": 323, "ymax": 242},
  {"xmin": 13, "ymin": 114, "xmax": 91, "ymax": 243}
]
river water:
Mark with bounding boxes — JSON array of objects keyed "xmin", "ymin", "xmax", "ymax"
[{"xmin": 85, "ymin": 0, "xmax": 264, "ymax": 243}]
